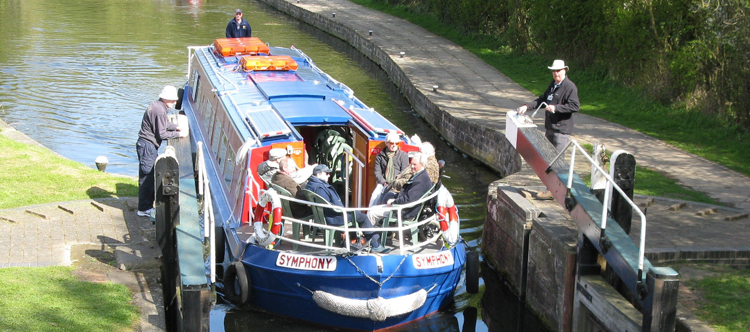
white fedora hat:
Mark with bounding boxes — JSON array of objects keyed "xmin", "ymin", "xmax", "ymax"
[{"xmin": 547, "ymin": 59, "xmax": 569, "ymax": 71}]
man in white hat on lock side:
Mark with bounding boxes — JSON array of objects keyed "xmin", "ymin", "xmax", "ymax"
[
  {"xmin": 516, "ymin": 59, "xmax": 580, "ymax": 199},
  {"xmin": 136, "ymin": 85, "xmax": 187, "ymax": 217}
]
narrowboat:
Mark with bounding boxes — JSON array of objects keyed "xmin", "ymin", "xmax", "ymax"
[{"xmin": 178, "ymin": 37, "xmax": 473, "ymax": 331}]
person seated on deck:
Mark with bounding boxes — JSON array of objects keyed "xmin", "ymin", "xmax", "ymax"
[
  {"xmin": 368, "ymin": 132, "xmax": 410, "ymax": 206},
  {"xmin": 272, "ymin": 157, "xmax": 313, "ymax": 218},
  {"xmin": 306, "ymin": 164, "xmax": 382, "ymax": 251},
  {"xmin": 386, "ymin": 142, "xmax": 440, "ymax": 193},
  {"xmin": 257, "ymin": 148, "xmax": 287, "ymax": 185},
  {"xmin": 367, "ymin": 152, "xmax": 434, "ymax": 229}
]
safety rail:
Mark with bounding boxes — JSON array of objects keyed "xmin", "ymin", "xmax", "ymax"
[
  {"xmin": 195, "ymin": 141, "xmax": 217, "ymax": 284},
  {"xmin": 342, "ymin": 148, "xmax": 365, "ymax": 208},
  {"xmin": 547, "ymin": 139, "xmax": 648, "ymax": 284},
  {"xmin": 267, "ymin": 189, "xmax": 442, "ymax": 256}
]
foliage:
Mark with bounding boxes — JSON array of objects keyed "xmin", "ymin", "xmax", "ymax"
[
  {"xmin": 0, "ymin": 266, "xmax": 139, "ymax": 332},
  {"xmin": 369, "ymin": 0, "xmax": 750, "ymax": 130},
  {"xmin": 0, "ymin": 133, "xmax": 138, "ymax": 209},
  {"xmin": 354, "ymin": 0, "xmax": 750, "ymax": 178}
]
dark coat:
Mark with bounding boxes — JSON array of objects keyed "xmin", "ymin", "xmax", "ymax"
[
  {"xmin": 305, "ymin": 176, "xmax": 346, "ymax": 226},
  {"xmin": 392, "ymin": 169, "xmax": 433, "ymax": 220},
  {"xmin": 374, "ymin": 148, "xmax": 409, "ymax": 185},
  {"xmin": 225, "ymin": 18, "xmax": 251, "ymax": 38},
  {"xmin": 271, "ymin": 172, "xmax": 311, "ymax": 218},
  {"xmin": 526, "ymin": 77, "xmax": 579, "ymax": 135},
  {"xmin": 138, "ymin": 100, "xmax": 179, "ymax": 148}
]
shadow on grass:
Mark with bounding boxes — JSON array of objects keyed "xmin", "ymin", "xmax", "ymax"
[{"xmin": 86, "ymin": 183, "xmax": 138, "ymax": 199}]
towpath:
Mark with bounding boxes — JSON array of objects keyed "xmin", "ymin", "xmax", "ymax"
[{"xmin": 265, "ymin": 0, "xmax": 750, "ymax": 212}]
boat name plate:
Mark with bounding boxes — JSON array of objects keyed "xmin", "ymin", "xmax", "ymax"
[
  {"xmin": 276, "ymin": 253, "xmax": 337, "ymax": 271},
  {"xmin": 412, "ymin": 251, "xmax": 454, "ymax": 269}
]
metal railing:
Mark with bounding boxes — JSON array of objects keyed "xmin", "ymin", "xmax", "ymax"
[
  {"xmin": 195, "ymin": 141, "xmax": 217, "ymax": 284},
  {"xmin": 268, "ymin": 189, "xmax": 442, "ymax": 256},
  {"xmin": 547, "ymin": 139, "xmax": 648, "ymax": 282}
]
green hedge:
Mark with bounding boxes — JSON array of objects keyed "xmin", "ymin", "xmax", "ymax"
[{"xmin": 377, "ymin": 0, "xmax": 750, "ymax": 130}]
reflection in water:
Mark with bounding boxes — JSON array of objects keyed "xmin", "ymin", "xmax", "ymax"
[{"xmin": 481, "ymin": 265, "xmax": 549, "ymax": 332}]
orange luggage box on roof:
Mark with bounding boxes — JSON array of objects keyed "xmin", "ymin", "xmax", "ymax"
[
  {"xmin": 240, "ymin": 56, "xmax": 298, "ymax": 71},
  {"xmin": 213, "ymin": 37, "xmax": 270, "ymax": 56}
]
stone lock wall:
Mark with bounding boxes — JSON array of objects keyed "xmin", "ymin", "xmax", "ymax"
[{"xmin": 483, "ymin": 180, "xmax": 579, "ymax": 332}]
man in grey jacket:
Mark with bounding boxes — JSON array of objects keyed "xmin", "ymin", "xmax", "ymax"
[{"xmin": 136, "ymin": 85, "xmax": 185, "ymax": 217}]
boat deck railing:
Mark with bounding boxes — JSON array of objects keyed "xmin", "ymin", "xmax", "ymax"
[{"xmin": 271, "ymin": 189, "xmax": 443, "ymax": 256}]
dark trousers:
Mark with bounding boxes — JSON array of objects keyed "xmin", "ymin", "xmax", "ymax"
[
  {"xmin": 136, "ymin": 138, "xmax": 158, "ymax": 211},
  {"xmin": 350, "ymin": 211, "xmax": 381, "ymax": 247},
  {"xmin": 546, "ymin": 130, "xmax": 571, "ymax": 152}
]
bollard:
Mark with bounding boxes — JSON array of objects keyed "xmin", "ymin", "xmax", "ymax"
[
  {"xmin": 95, "ymin": 156, "xmax": 108, "ymax": 172},
  {"xmin": 433, "ymin": 85, "xmax": 438, "ymax": 92},
  {"xmin": 332, "ymin": 12, "xmax": 335, "ymax": 17},
  {"xmin": 368, "ymin": 30, "xmax": 372, "ymax": 36},
  {"xmin": 399, "ymin": 52, "xmax": 405, "ymax": 58}
]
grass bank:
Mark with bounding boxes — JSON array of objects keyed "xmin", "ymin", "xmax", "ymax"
[
  {"xmin": 0, "ymin": 129, "xmax": 140, "ymax": 330},
  {"xmin": 349, "ymin": 0, "xmax": 750, "ymax": 179},
  {"xmin": 0, "ymin": 132, "xmax": 138, "ymax": 209},
  {"xmin": 0, "ymin": 266, "xmax": 139, "ymax": 331}
]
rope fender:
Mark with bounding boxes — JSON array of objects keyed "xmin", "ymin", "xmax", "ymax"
[{"xmin": 311, "ymin": 289, "xmax": 428, "ymax": 321}]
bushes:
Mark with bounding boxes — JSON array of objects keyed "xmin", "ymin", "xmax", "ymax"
[{"xmin": 373, "ymin": 0, "xmax": 750, "ymax": 130}]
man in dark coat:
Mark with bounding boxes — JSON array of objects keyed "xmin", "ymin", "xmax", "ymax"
[
  {"xmin": 369, "ymin": 132, "xmax": 409, "ymax": 206},
  {"xmin": 136, "ymin": 85, "xmax": 185, "ymax": 217},
  {"xmin": 367, "ymin": 152, "xmax": 433, "ymax": 226},
  {"xmin": 272, "ymin": 157, "xmax": 312, "ymax": 218},
  {"xmin": 306, "ymin": 165, "xmax": 381, "ymax": 249},
  {"xmin": 225, "ymin": 9, "xmax": 252, "ymax": 38},
  {"xmin": 517, "ymin": 59, "xmax": 580, "ymax": 151},
  {"xmin": 518, "ymin": 59, "xmax": 580, "ymax": 199}
]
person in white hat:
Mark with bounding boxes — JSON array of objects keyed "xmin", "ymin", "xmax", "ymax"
[
  {"xmin": 369, "ymin": 132, "xmax": 409, "ymax": 206},
  {"xmin": 257, "ymin": 148, "xmax": 287, "ymax": 184},
  {"xmin": 516, "ymin": 60, "xmax": 580, "ymax": 199},
  {"xmin": 226, "ymin": 8, "xmax": 252, "ymax": 38},
  {"xmin": 136, "ymin": 85, "xmax": 185, "ymax": 217}
]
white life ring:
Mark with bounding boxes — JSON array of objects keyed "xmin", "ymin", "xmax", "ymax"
[
  {"xmin": 436, "ymin": 186, "xmax": 460, "ymax": 246},
  {"xmin": 250, "ymin": 189, "xmax": 283, "ymax": 248}
]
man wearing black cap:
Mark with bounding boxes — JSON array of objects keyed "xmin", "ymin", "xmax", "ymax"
[
  {"xmin": 226, "ymin": 9, "xmax": 251, "ymax": 38},
  {"xmin": 306, "ymin": 164, "xmax": 381, "ymax": 250}
]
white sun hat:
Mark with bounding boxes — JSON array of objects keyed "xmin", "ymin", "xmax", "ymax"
[
  {"xmin": 547, "ymin": 60, "xmax": 569, "ymax": 71},
  {"xmin": 158, "ymin": 85, "xmax": 179, "ymax": 101}
]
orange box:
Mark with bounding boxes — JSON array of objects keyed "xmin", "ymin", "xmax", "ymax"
[
  {"xmin": 240, "ymin": 56, "xmax": 298, "ymax": 71},
  {"xmin": 213, "ymin": 37, "xmax": 270, "ymax": 56}
]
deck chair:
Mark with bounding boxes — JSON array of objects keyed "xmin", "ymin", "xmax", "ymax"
[
  {"xmin": 302, "ymin": 189, "xmax": 357, "ymax": 248},
  {"xmin": 270, "ymin": 183, "xmax": 313, "ymax": 250},
  {"xmin": 380, "ymin": 184, "xmax": 437, "ymax": 247}
]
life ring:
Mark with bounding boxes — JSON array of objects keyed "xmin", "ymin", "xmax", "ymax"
[
  {"xmin": 250, "ymin": 189, "xmax": 283, "ymax": 247},
  {"xmin": 224, "ymin": 261, "xmax": 251, "ymax": 305},
  {"xmin": 436, "ymin": 186, "xmax": 460, "ymax": 246},
  {"xmin": 465, "ymin": 251, "xmax": 480, "ymax": 294}
]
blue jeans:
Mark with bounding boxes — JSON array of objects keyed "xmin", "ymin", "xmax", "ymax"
[{"xmin": 136, "ymin": 138, "xmax": 158, "ymax": 211}]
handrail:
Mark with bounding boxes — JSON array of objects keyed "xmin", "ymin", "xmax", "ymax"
[
  {"xmin": 341, "ymin": 148, "xmax": 365, "ymax": 207},
  {"xmin": 196, "ymin": 141, "xmax": 217, "ymax": 284},
  {"xmin": 278, "ymin": 189, "xmax": 441, "ymax": 255},
  {"xmin": 547, "ymin": 139, "xmax": 648, "ymax": 282}
]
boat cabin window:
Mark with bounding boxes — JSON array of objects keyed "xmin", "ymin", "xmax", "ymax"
[
  {"xmin": 224, "ymin": 143, "xmax": 235, "ymax": 188},
  {"xmin": 211, "ymin": 120, "xmax": 223, "ymax": 161},
  {"xmin": 217, "ymin": 132, "xmax": 228, "ymax": 169}
]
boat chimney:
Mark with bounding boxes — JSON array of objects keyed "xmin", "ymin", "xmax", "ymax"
[{"xmin": 95, "ymin": 156, "xmax": 108, "ymax": 172}]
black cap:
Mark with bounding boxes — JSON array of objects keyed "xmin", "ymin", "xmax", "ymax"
[{"xmin": 313, "ymin": 164, "xmax": 333, "ymax": 175}]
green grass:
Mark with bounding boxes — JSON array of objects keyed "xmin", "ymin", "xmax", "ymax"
[
  {"xmin": 690, "ymin": 267, "xmax": 750, "ymax": 332},
  {"xmin": 349, "ymin": 0, "xmax": 750, "ymax": 179},
  {"xmin": 0, "ymin": 266, "xmax": 139, "ymax": 332},
  {"xmin": 0, "ymin": 132, "xmax": 138, "ymax": 209}
]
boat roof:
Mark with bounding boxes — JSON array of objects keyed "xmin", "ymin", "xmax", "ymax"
[{"xmin": 191, "ymin": 40, "xmax": 404, "ymax": 144}]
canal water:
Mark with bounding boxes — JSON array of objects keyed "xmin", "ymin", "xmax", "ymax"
[{"xmin": 0, "ymin": 0, "xmax": 548, "ymax": 331}]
